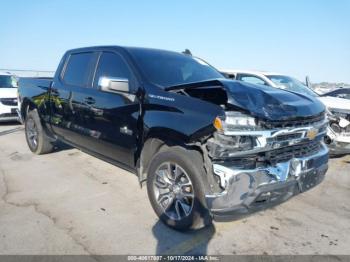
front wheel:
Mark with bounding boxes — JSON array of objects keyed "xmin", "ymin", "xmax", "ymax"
[{"xmin": 147, "ymin": 146, "xmax": 212, "ymax": 230}]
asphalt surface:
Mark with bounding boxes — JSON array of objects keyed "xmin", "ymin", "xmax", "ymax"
[{"xmin": 0, "ymin": 122, "xmax": 349, "ymax": 255}]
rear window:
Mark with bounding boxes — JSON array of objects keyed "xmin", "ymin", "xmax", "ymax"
[{"xmin": 63, "ymin": 52, "xmax": 94, "ymax": 87}]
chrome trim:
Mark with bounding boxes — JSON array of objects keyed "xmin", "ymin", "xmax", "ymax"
[
  {"xmin": 217, "ymin": 119, "xmax": 328, "ymax": 157},
  {"xmin": 209, "ymin": 143, "xmax": 329, "ymax": 197},
  {"xmin": 98, "ymin": 76, "xmax": 129, "ymax": 93},
  {"xmin": 223, "ymin": 119, "xmax": 327, "ymax": 137},
  {"xmin": 98, "ymin": 76, "xmax": 129, "ymax": 86}
]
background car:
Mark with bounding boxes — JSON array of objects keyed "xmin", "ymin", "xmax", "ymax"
[
  {"xmin": 322, "ymin": 88, "xmax": 350, "ymax": 100},
  {"xmin": 0, "ymin": 71, "xmax": 20, "ymax": 123}
]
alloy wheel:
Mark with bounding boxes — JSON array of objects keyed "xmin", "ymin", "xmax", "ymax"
[
  {"xmin": 26, "ymin": 118, "xmax": 38, "ymax": 149},
  {"xmin": 153, "ymin": 162, "xmax": 194, "ymax": 221}
]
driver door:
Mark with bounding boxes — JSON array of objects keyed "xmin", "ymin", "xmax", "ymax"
[{"xmin": 75, "ymin": 51, "xmax": 140, "ymax": 168}]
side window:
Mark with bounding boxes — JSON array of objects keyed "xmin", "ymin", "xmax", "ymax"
[
  {"xmin": 238, "ymin": 74, "xmax": 266, "ymax": 86},
  {"xmin": 93, "ymin": 52, "xmax": 133, "ymax": 89},
  {"xmin": 63, "ymin": 52, "xmax": 95, "ymax": 87}
]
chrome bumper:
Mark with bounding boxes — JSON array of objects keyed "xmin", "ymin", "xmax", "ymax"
[{"xmin": 206, "ymin": 143, "xmax": 329, "ymax": 220}]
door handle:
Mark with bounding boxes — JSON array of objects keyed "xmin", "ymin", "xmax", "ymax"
[
  {"xmin": 90, "ymin": 107, "xmax": 103, "ymax": 116},
  {"xmin": 84, "ymin": 97, "xmax": 96, "ymax": 105}
]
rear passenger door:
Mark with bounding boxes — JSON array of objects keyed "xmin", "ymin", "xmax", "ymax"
[
  {"xmin": 50, "ymin": 51, "xmax": 97, "ymax": 144},
  {"xmin": 75, "ymin": 51, "xmax": 140, "ymax": 168}
]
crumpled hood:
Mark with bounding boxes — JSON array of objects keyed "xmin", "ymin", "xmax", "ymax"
[{"xmin": 221, "ymin": 79, "xmax": 325, "ymax": 121}]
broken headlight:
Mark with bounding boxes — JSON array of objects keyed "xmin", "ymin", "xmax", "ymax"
[
  {"xmin": 214, "ymin": 112, "xmax": 262, "ymax": 132},
  {"xmin": 207, "ymin": 132, "xmax": 257, "ymax": 158},
  {"xmin": 328, "ymin": 108, "xmax": 350, "ymax": 120},
  {"xmin": 210, "ymin": 112, "xmax": 261, "ymax": 157},
  {"xmin": 327, "ymin": 108, "xmax": 350, "ymax": 134}
]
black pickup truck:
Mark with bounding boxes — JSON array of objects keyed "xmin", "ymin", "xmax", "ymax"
[{"xmin": 19, "ymin": 46, "xmax": 329, "ymax": 230}]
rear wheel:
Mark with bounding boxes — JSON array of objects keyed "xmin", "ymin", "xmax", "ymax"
[
  {"xmin": 147, "ymin": 146, "xmax": 212, "ymax": 230},
  {"xmin": 25, "ymin": 109, "xmax": 54, "ymax": 155}
]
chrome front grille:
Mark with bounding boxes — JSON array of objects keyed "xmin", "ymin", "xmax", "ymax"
[
  {"xmin": 261, "ymin": 112, "xmax": 326, "ymax": 129},
  {"xmin": 267, "ymin": 133, "xmax": 303, "ymax": 142},
  {"xmin": 266, "ymin": 140, "xmax": 322, "ymax": 165}
]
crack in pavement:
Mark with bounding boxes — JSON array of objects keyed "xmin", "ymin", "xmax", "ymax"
[
  {"xmin": 0, "ymin": 167, "xmax": 100, "ymax": 260},
  {"xmin": 0, "ymin": 127, "xmax": 24, "ymax": 137}
]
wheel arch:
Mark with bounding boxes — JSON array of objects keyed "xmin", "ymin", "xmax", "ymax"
[
  {"xmin": 20, "ymin": 98, "xmax": 37, "ymax": 120},
  {"xmin": 137, "ymin": 131, "xmax": 212, "ymax": 190},
  {"xmin": 21, "ymin": 99, "xmax": 55, "ymax": 141}
]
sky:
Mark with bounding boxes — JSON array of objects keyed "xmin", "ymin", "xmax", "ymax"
[{"xmin": 0, "ymin": 0, "xmax": 349, "ymax": 83}]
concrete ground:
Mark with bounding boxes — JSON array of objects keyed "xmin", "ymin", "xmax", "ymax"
[{"xmin": 0, "ymin": 122, "xmax": 349, "ymax": 255}]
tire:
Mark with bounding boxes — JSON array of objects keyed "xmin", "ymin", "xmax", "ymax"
[
  {"xmin": 147, "ymin": 146, "xmax": 212, "ymax": 230},
  {"xmin": 25, "ymin": 109, "xmax": 54, "ymax": 155}
]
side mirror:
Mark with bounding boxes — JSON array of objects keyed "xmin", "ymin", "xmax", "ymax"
[{"xmin": 98, "ymin": 77, "xmax": 129, "ymax": 93}]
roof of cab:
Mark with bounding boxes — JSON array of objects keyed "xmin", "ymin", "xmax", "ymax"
[
  {"xmin": 221, "ymin": 69, "xmax": 282, "ymax": 77},
  {"xmin": 65, "ymin": 45, "xmax": 182, "ymax": 55}
]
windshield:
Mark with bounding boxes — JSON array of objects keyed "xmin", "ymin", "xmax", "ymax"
[
  {"xmin": 267, "ymin": 75, "xmax": 318, "ymax": 97},
  {"xmin": 0, "ymin": 75, "xmax": 17, "ymax": 88},
  {"xmin": 128, "ymin": 48, "xmax": 223, "ymax": 88}
]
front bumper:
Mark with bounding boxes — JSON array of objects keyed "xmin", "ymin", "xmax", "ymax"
[
  {"xmin": 0, "ymin": 114, "xmax": 20, "ymax": 122},
  {"xmin": 206, "ymin": 143, "xmax": 329, "ymax": 220},
  {"xmin": 0, "ymin": 104, "xmax": 20, "ymax": 122}
]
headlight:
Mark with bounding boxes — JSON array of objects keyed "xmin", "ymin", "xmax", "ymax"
[
  {"xmin": 214, "ymin": 112, "xmax": 261, "ymax": 132},
  {"xmin": 325, "ymin": 107, "xmax": 338, "ymax": 122},
  {"xmin": 207, "ymin": 132, "xmax": 256, "ymax": 157},
  {"xmin": 211, "ymin": 112, "xmax": 259, "ymax": 156},
  {"xmin": 328, "ymin": 108, "xmax": 350, "ymax": 119}
]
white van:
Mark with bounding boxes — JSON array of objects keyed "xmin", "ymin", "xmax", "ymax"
[{"xmin": 0, "ymin": 72, "xmax": 20, "ymax": 122}]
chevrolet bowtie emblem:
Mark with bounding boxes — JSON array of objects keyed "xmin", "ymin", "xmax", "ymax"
[{"xmin": 306, "ymin": 128, "xmax": 318, "ymax": 140}]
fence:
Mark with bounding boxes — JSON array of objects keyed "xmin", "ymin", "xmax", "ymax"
[{"xmin": 0, "ymin": 69, "xmax": 55, "ymax": 78}]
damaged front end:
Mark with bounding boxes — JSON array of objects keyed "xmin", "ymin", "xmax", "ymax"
[
  {"xmin": 204, "ymin": 111, "xmax": 329, "ymax": 220},
  {"xmin": 168, "ymin": 79, "xmax": 329, "ymax": 219},
  {"xmin": 325, "ymin": 108, "xmax": 350, "ymax": 155}
]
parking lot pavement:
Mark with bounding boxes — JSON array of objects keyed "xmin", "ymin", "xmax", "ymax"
[{"xmin": 0, "ymin": 123, "xmax": 349, "ymax": 255}]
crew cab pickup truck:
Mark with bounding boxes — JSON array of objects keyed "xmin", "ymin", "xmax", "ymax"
[{"xmin": 19, "ymin": 46, "xmax": 329, "ymax": 230}]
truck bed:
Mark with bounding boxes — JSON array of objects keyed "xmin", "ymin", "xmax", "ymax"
[{"xmin": 18, "ymin": 77, "xmax": 53, "ymax": 119}]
